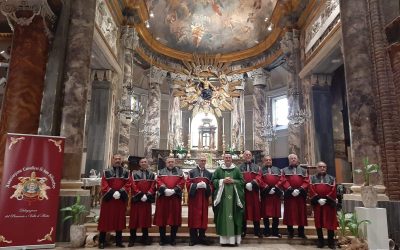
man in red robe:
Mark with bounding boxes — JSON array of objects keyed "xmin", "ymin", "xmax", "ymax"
[
  {"xmin": 186, "ymin": 155, "xmax": 212, "ymax": 246},
  {"xmin": 239, "ymin": 150, "xmax": 262, "ymax": 238},
  {"xmin": 98, "ymin": 154, "xmax": 131, "ymax": 249},
  {"xmin": 258, "ymin": 155, "xmax": 283, "ymax": 238},
  {"xmin": 153, "ymin": 157, "xmax": 185, "ymax": 246},
  {"xmin": 310, "ymin": 161, "xmax": 338, "ymax": 249},
  {"xmin": 128, "ymin": 158, "xmax": 156, "ymax": 246},
  {"xmin": 281, "ymin": 153, "xmax": 309, "ymax": 239}
]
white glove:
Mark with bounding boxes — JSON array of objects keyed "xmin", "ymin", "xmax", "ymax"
[
  {"xmin": 141, "ymin": 194, "xmax": 147, "ymax": 202},
  {"xmin": 269, "ymin": 187, "xmax": 276, "ymax": 195},
  {"xmin": 318, "ymin": 198, "xmax": 327, "ymax": 206},
  {"xmin": 245, "ymin": 182, "xmax": 253, "ymax": 191},
  {"xmin": 196, "ymin": 181, "xmax": 206, "ymax": 189},
  {"xmin": 164, "ymin": 189, "xmax": 175, "ymax": 197},
  {"xmin": 292, "ymin": 189, "xmax": 300, "ymax": 197},
  {"xmin": 113, "ymin": 191, "xmax": 121, "ymax": 200}
]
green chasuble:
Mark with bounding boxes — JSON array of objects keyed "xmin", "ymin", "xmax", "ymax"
[{"xmin": 212, "ymin": 165, "xmax": 245, "ymax": 237}]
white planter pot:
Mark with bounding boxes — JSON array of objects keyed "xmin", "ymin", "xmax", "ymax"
[
  {"xmin": 70, "ymin": 224, "xmax": 86, "ymax": 248},
  {"xmin": 360, "ymin": 185, "xmax": 378, "ymax": 208}
]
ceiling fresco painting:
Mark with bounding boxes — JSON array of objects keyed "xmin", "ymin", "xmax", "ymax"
[{"xmin": 145, "ymin": 0, "xmax": 278, "ymax": 54}]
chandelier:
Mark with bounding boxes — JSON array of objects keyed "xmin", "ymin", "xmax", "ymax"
[
  {"xmin": 116, "ymin": 82, "xmax": 144, "ymax": 123},
  {"xmin": 287, "ymin": 87, "xmax": 309, "ymax": 127},
  {"xmin": 259, "ymin": 114, "xmax": 276, "ymax": 142}
]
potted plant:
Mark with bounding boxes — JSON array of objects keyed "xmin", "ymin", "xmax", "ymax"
[
  {"xmin": 345, "ymin": 212, "xmax": 370, "ymax": 250},
  {"xmin": 337, "ymin": 211, "xmax": 351, "ymax": 247},
  {"xmin": 175, "ymin": 144, "xmax": 187, "ymax": 159},
  {"xmin": 353, "ymin": 158, "xmax": 380, "ymax": 208},
  {"xmin": 60, "ymin": 195, "xmax": 89, "ymax": 247},
  {"xmin": 337, "ymin": 211, "xmax": 370, "ymax": 250}
]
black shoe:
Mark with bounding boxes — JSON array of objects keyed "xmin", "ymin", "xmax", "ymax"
[
  {"xmin": 170, "ymin": 239, "xmax": 176, "ymax": 246},
  {"xmin": 241, "ymin": 232, "xmax": 246, "ymax": 238},
  {"xmin": 256, "ymin": 232, "xmax": 263, "ymax": 238},
  {"xmin": 288, "ymin": 232, "xmax": 294, "ymax": 239},
  {"xmin": 298, "ymin": 234, "xmax": 308, "ymax": 239},
  {"xmin": 271, "ymin": 233, "xmax": 282, "ymax": 238},
  {"xmin": 159, "ymin": 240, "xmax": 168, "ymax": 246},
  {"xmin": 116, "ymin": 243, "xmax": 125, "ymax": 248},
  {"xmin": 317, "ymin": 240, "xmax": 325, "ymax": 248},
  {"xmin": 128, "ymin": 241, "xmax": 134, "ymax": 247},
  {"xmin": 199, "ymin": 238, "xmax": 212, "ymax": 245},
  {"xmin": 189, "ymin": 240, "xmax": 197, "ymax": 246},
  {"xmin": 98, "ymin": 242, "xmax": 105, "ymax": 249},
  {"xmin": 143, "ymin": 237, "xmax": 152, "ymax": 245},
  {"xmin": 328, "ymin": 243, "xmax": 335, "ymax": 249}
]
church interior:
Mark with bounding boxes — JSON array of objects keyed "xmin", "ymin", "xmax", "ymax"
[{"xmin": 0, "ymin": 0, "xmax": 399, "ymax": 248}]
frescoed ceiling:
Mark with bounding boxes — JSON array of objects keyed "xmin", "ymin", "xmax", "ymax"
[{"xmin": 145, "ymin": 0, "xmax": 278, "ymax": 54}]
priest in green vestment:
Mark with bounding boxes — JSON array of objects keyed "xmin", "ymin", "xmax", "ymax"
[{"xmin": 212, "ymin": 153, "xmax": 245, "ymax": 245}]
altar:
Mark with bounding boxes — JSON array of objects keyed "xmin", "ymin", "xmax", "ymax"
[{"xmin": 151, "ymin": 149, "xmax": 264, "ymax": 170}]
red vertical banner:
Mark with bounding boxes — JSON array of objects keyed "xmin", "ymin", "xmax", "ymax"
[{"xmin": 0, "ymin": 133, "xmax": 64, "ymax": 249}]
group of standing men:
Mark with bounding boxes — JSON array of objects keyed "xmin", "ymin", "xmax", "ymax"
[{"xmin": 96, "ymin": 152, "xmax": 337, "ymax": 249}]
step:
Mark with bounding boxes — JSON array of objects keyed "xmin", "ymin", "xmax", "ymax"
[
  {"xmin": 86, "ymin": 214, "xmax": 317, "ymax": 226},
  {"xmin": 103, "ymin": 232, "xmax": 321, "ymax": 246},
  {"xmin": 85, "ymin": 222, "xmax": 330, "ymax": 236}
]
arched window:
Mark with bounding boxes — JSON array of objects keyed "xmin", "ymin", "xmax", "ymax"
[{"xmin": 191, "ymin": 112, "xmax": 218, "ymax": 150}]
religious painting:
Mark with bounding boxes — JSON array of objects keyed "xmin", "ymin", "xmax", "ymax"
[{"xmin": 145, "ymin": 0, "xmax": 278, "ymax": 53}]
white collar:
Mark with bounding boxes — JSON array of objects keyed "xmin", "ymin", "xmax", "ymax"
[{"xmin": 221, "ymin": 163, "xmax": 236, "ymax": 169}]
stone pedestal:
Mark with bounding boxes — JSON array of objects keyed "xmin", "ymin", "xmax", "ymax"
[{"xmin": 355, "ymin": 207, "xmax": 389, "ymax": 250}]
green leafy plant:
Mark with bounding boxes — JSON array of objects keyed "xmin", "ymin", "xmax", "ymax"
[
  {"xmin": 337, "ymin": 211, "xmax": 350, "ymax": 237},
  {"xmin": 175, "ymin": 144, "xmax": 187, "ymax": 154},
  {"xmin": 227, "ymin": 146, "xmax": 236, "ymax": 155},
  {"xmin": 60, "ymin": 196, "xmax": 88, "ymax": 225},
  {"xmin": 347, "ymin": 212, "xmax": 371, "ymax": 239},
  {"xmin": 353, "ymin": 157, "xmax": 380, "ymax": 186}
]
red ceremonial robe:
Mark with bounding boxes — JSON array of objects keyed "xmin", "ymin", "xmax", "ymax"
[
  {"xmin": 281, "ymin": 166, "xmax": 309, "ymax": 226},
  {"xmin": 153, "ymin": 167, "xmax": 185, "ymax": 226},
  {"xmin": 98, "ymin": 167, "xmax": 131, "ymax": 232},
  {"xmin": 309, "ymin": 173, "xmax": 338, "ymax": 230},
  {"xmin": 239, "ymin": 162, "xmax": 261, "ymax": 221},
  {"xmin": 258, "ymin": 165, "xmax": 283, "ymax": 218},
  {"xmin": 186, "ymin": 166, "xmax": 213, "ymax": 229},
  {"xmin": 129, "ymin": 169, "xmax": 156, "ymax": 229}
]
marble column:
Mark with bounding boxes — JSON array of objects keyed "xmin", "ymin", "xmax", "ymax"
[
  {"xmin": 59, "ymin": 0, "xmax": 96, "ymax": 182},
  {"xmin": 0, "ymin": 1, "xmax": 56, "ymax": 181},
  {"xmin": 39, "ymin": 0, "xmax": 71, "ymax": 135},
  {"xmin": 301, "ymin": 76, "xmax": 316, "ymax": 166},
  {"xmin": 311, "ymin": 75, "xmax": 335, "ymax": 177},
  {"xmin": 169, "ymin": 73, "xmax": 185, "ymax": 149},
  {"xmin": 85, "ymin": 70, "xmax": 113, "ymax": 176},
  {"xmin": 281, "ymin": 29, "xmax": 302, "ymax": 156},
  {"xmin": 340, "ymin": 0, "xmax": 390, "ymax": 187},
  {"xmin": 250, "ymin": 68, "xmax": 269, "ymax": 153},
  {"xmin": 144, "ymin": 67, "xmax": 167, "ymax": 159},
  {"xmin": 230, "ymin": 74, "xmax": 245, "ymax": 150},
  {"xmin": 117, "ymin": 26, "xmax": 139, "ymax": 160}
]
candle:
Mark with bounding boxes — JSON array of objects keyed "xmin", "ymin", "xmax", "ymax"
[
  {"xmin": 240, "ymin": 119, "xmax": 243, "ymax": 134},
  {"xmin": 189, "ymin": 117, "xmax": 191, "ymax": 134},
  {"xmin": 222, "ymin": 118, "xmax": 225, "ymax": 135}
]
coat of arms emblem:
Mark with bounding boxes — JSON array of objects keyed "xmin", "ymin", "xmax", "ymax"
[{"xmin": 10, "ymin": 171, "xmax": 50, "ymax": 201}]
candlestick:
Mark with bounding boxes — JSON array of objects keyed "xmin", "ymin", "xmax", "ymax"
[
  {"xmin": 222, "ymin": 117, "xmax": 225, "ymax": 135},
  {"xmin": 189, "ymin": 117, "xmax": 191, "ymax": 134}
]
